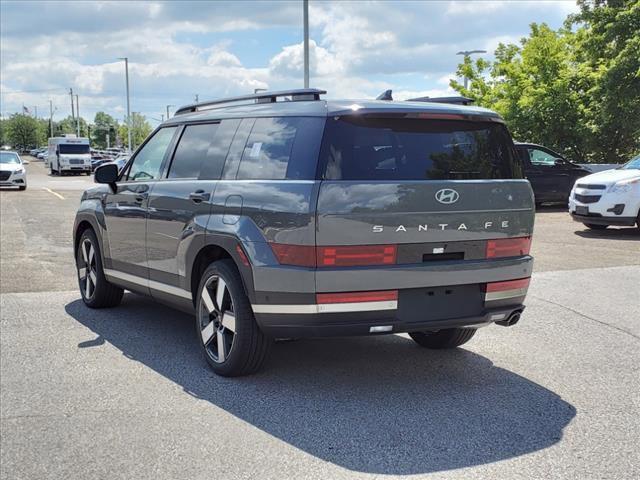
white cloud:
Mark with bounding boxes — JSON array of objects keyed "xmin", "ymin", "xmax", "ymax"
[{"xmin": 0, "ymin": 0, "xmax": 577, "ymax": 124}]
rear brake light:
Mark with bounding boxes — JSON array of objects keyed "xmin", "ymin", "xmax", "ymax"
[
  {"xmin": 318, "ymin": 245, "xmax": 397, "ymax": 267},
  {"xmin": 317, "ymin": 290, "xmax": 398, "ymax": 304},
  {"xmin": 486, "ymin": 237, "xmax": 531, "ymax": 258},
  {"xmin": 486, "ymin": 278, "xmax": 530, "ymax": 293},
  {"xmin": 270, "ymin": 243, "xmax": 316, "ymax": 267}
]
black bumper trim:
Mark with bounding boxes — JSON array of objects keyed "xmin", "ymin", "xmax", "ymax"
[{"xmin": 570, "ymin": 213, "xmax": 637, "ymax": 226}]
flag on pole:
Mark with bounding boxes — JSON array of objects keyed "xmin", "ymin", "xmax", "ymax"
[{"xmin": 22, "ymin": 106, "xmax": 30, "ymax": 114}]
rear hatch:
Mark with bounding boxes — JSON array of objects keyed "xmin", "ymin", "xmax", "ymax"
[{"xmin": 316, "ymin": 114, "xmax": 534, "ymax": 250}]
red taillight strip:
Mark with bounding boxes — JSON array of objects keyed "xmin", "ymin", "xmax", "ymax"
[
  {"xmin": 486, "ymin": 237, "xmax": 531, "ymax": 259},
  {"xmin": 317, "ymin": 290, "xmax": 398, "ymax": 304},
  {"xmin": 485, "ymin": 278, "xmax": 530, "ymax": 302},
  {"xmin": 486, "ymin": 278, "xmax": 531, "ymax": 293},
  {"xmin": 270, "ymin": 243, "xmax": 398, "ymax": 268},
  {"xmin": 318, "ymin": 245, "xmax": 396, "ymax": 267}
]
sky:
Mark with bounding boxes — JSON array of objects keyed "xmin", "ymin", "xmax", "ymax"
[{"xmin": 0, "ymin": 0, "xmax": 579, "ymax": 126}]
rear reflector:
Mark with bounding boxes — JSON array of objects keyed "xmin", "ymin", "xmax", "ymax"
[
  {"xmin": 486, "ymin": 237, "xmax": 531, "ymax": 258},
  {"xmin": 486, "ymin": 278, "xmax": 530, "ymax": 293},
  {"xmin": 270, "ymin": 243, "xmax": 398, "ymax": 267},
  {"xmin": 318, "ymin": 244, "xmax": 397, "ymax": 267},
  {"xmin": 317, "ymin": 290, "xmax": 398, "ymax": 304}
]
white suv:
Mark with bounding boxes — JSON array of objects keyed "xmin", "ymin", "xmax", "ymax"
[{"xmin": 569, "ymin": 155, "xmax": 640, "ymax": 230}]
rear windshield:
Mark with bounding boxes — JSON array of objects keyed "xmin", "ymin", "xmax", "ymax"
[
  {"xmin": 59, "ymin": 144, "xmax": 90, "ymax": 154},
  {"xmin": 320, "ymin": 116, "xmax": 520, "ymax": 180}
]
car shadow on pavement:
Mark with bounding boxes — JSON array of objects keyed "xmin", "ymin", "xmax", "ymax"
[{"xmin": 65, "ymin": 295, "xmax": 575, "ymax": 475}]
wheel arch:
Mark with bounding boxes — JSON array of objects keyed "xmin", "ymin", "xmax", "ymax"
[{"xmin": 189, "ymin": 238, "xmax": 255, "ymax": 307}]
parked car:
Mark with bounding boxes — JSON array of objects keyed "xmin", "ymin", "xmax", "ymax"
[
  {"xmin": 0, "ymin": 151, "xmax": 27, "ymax": 190},
  {"xmin": 569, "ymin": 154, "xmax": 640, "ymax": 230},
  {"xmin": 75, "ymin": 88, "xmax": 535, "ymax": 376},
  {"xmin": 515, "ymin": 142, "xmax": 591, "ymax": 205}
]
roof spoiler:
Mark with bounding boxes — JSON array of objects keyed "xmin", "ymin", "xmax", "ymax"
[
  {"xmin": 407, "ymin": 95, "xmax": 474, "ymax": 106},
  {"xmin": 174, "ymin": 88, "xmax": 327, "ymax": 116},
  {"xmin": 375, "ymin": 90, "xmax": 474, "ymax": 106}
]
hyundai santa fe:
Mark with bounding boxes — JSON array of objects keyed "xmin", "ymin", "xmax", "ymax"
[{"xmin": 74, "ymin": 89, "xmax": 535, "ymax": 376}]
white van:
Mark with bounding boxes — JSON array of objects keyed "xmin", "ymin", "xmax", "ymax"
[{"xmin": 48, "ymin": 136, "xmax": 92, "ymax": 175}]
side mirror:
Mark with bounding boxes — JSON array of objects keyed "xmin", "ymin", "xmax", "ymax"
[{"xmin": 95, "ymin": 163, "xmax": 119, "ymax": 190}]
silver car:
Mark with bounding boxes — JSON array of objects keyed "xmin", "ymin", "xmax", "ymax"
[{"xmin": 0, "ymin": 151, "xmax": 27, "ymax": 190}]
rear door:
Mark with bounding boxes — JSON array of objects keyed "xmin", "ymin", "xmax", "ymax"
[
  {"xmin": 145, "ymin": 120, "xmax": 238, "ymax": 302},
  {"xmin": 103, "ymin": 126, "xmax": 178, "ymax": 287},
  {"xmin": 316, "ymin": 116, "xmax": 534, "ymax": 247}
]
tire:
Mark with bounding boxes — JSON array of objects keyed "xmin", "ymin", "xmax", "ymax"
[
  {"xmin": 409, "ymin": 328, "xmax": 477, "ymax": 349},
  {"xmin": 195, "ymin": 259, "xmax": 271, "ymax": 377},
  {"xmin": 583, "ymin": 223, "xmax": 608, "ymax": 230},
  {"xmin": 76, "ymin": 229, "xmax": 124, "ymax": 308},
  {"xmin": 19, "ymin": 185, "xmax": 26, "ymax": 191}
]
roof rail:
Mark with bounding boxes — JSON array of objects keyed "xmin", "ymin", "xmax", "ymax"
[
  {"xmin": 406, "ymin": 96, "xmax": 474, "ymax": 106},
  {"xmin": 174, "ymin": 88, "xmax": 327, "ymax": 116}
]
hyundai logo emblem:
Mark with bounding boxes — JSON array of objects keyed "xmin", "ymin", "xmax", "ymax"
[{"xmin": 435, "ymin": 188, "xmax": 460, "ymax": 204}]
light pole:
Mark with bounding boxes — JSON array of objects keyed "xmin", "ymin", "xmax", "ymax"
[
  {"xmin": 303, "ymin": 0, "xmax": 309, "ymax": 88},
  {"xmin": 456, "ymin": 50, "xmax": 487, "ymax": 90},
  {"xmin": 166, "ymin": 105, "xmax": 174, "ymax": 119},
  {"xmin": 118, "ymin": 57, "xmax": 132, "ymax": 153},
  {"xmin": 75, "ymin": 94, "xmax": 80, "ymax": 136}
]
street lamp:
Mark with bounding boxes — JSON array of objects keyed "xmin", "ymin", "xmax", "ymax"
[
  {"xmin": 118, "ymin": 57, "xmax": 132, "ymax": 154},
  {"xmin": 456, "ymin": 49, "xmax": 487, "ymax": 90},
  {"xmin": 303, "ymin": 0, "xmax": 309, "ymax": 88}
]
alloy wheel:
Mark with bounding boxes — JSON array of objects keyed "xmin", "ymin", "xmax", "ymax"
[
  {"xmin": 78, "ymin": 238, "xmax": 97, "ymax": 300},
  {"xmin": 199, "ymin": 275, "xmax": 236, "ymax": 363}
]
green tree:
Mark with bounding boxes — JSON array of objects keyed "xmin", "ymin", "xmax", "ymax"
[
  {"xmin": 568, "ymin": 0, "xmax": 640, "ymax": 162},
  {"xmin": 6, "ymin": 114, "xmax": 40, "ymax": 150},
  {"xmin": 55, "ymin": 115, "xmax": 89, "ymax": 138},
  {"xmin": 450, "ymin": 0, "xmax": 639, "ymax": 163},
  {"xmin": 92, "ymin": 112, "xmax": 119, "ymax": 149},
  {"xmin": 119, "ymin": 113, "xmax": 152, "ymax": 150}
]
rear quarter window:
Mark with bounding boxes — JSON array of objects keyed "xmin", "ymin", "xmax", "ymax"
[
  {"xmin": 235, "ymin": 117, "xmax": 324, "ymax": 180},
  {"xmin": 321, "ymin": 116, "xmax": 520, "ymax": 181}
]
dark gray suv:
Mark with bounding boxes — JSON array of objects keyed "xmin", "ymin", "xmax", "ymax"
[{"xmin": 74, "ymin": 89, "xmax": 534, "ymax": 376}]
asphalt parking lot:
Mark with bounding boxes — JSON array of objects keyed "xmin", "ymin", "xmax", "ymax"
[{"xmin": 1, "ymin": 159, "xmax": 639, "ymax": 479}]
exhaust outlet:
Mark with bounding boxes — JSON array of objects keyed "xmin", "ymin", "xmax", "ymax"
[{"xmin": 495, "ymin": 309, "xmax": 523, "ymax": 327}]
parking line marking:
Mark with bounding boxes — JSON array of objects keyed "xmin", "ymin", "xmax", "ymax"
[{"xmin": 43, "ymin": 188, "xmax": 65, "ymax": 200}]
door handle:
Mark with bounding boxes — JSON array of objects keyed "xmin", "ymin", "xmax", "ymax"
[
  {"xmin": 134, "ymin": 192, "xmax": 149, "ymax": 203},
  {"xmin": 189, "ymin": 190, "xmax": 210, "ymax": 203}
]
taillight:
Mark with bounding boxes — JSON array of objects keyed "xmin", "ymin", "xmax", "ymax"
[
  {"xmin": 486, "ymin": 278, "xmax": 530, "ymax": 293},
  {"xmin": 317, "ymin": 245, "xmax": 397, "ymax": 267},
  {"xmin": 270, "ymin": 243, "xmax": 316, "ymax": 267},
  {"xmin": 486, "ymin": 237, "xmax": 531, "ymax": 258},
  {"xmin": 270, "ymin": 243, "xmax": 398, "ymax": 268},
  {"xmin": 317, "ymin": 290, "xmax": 398, "ymax": 304}
]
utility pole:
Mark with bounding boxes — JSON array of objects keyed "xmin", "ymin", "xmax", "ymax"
[
  {"xmin": 69, "ymin": 88, "xmax": 75, "ymax": 120},
  {"xmin": 161, "ymin": 114, "xmax": 164, "ymax": 122},
  {"xmin": 166, "ymin": 105, "xmax": 173, "ymax": 119},
  {"xmin": 34, "ymin": 106, "xmax": 38, "ymax": 118},
  {"xmin": 195, "ymin": 94, "xmax": 199, "ymax": 102},
  {"xmin": 75, "ymin": 94, "xmax": 80, "ymax": 136},
  {"xmin": 303, "ymin": 0, "xmax": 309, "ymax": 88},
  {"xmin": 456, "ymin": 50, "xmax": 487, "ymax": 90},
  {"xmin": 118, "ymin": 57, "xmax": 132, "ymax": 153},
  {"xmin": 49, "ymin": 100, "xmax": 54, "ymax": 138}
]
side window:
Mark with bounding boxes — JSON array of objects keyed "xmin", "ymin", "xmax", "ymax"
[
  {"xmin": 127, "ymin": 127, "xmax": 177, "ymax": 181},
  {"xmin": 221, "ymin": 118, "xmax": 254, "ymax": 179},
  {"xmin": 236, "ymin": 117, "xmax": 323, "ymax": 180},
  {"xmin": 168, "ymin": 123, "xmax": 219, "ymax": 179},
  {"xmin": 200, "ymin": 119, "xmax": 240, "ymax": 180},
  {"xmin": 529, "ymin": 148, "xmax": 558, "ymax": 166}
]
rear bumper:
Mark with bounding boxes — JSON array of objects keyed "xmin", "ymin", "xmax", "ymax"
[
  {"xmin": 255, "ymin": 304, "xmax": 525, "ymax": 337},
  {"xmin": 252, "ymin": 279, "xmax": 528, "ymax": 337},
  {"xmin": 570, "ymin": 213, "xmax": 637, "ymax": 226}
]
